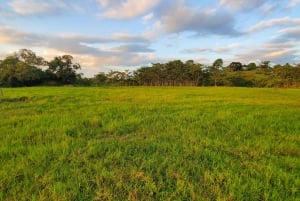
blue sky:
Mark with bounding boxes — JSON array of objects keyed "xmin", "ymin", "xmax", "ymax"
[{"xmin": 0, "ymin": 0, "xmax": 300, "ymax": 77}]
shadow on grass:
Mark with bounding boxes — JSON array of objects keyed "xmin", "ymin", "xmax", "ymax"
[{"xmin": 0, "ymin": 96, "xmax": 31, "ymax": 103}]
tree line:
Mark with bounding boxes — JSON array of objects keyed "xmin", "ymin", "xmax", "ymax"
[
  {"xmin": 92, "ymin": 58, "xmax": 300, "ymax": 88},
  {"xmin": 1, "ymin": 49, "xmax": 299, "ymax": 88}
]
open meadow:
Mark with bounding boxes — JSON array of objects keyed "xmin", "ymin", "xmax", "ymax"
[{"xmin": 0, "ymin": 87, "xmax": 299, "ymax": 201}]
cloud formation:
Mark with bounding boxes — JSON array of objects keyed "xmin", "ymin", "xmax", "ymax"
[
  {"xmin": 278, "ymin": 26, "xmax": 300, "ymax": 40},
  {"xmin": 0, "ymin": 23, "xmax": 156, "ymax": 76},
  {"xmin": 246, "ymin": 17, "xmax": 300, "ymax": 33},
  {"xmin": 219, "ymin": 0, "xmax": 265, "ymax": 10},
  {"xmin": 0, "ymin": 24, "xmax": 150, "ymax": 53},
  {"xmin": 0, "ymin": 0, "xmax": 299, "ymax": 75},
  {"xmin": 142, "ymin": 12, "xmax": 154, "ymax": 24},
  {"xmin": 8, "ymin": 0, "xmax": 67, "ymax": 16},
  {"xmin": 145, "ymin": 0, "xmax": 240, "ymax": 38},
  {"xmin": 112, "ymin": 44, "xmax": 154, "ymax": 53},
  {"xmin": 235, "ymin": 40, "xmax": 298, "ymax": 64},
  {"xmin": 98, "ymin": 0, "xmax": 160, "ymax": 19},
  {"xmin": 183, "ymin": 43, "xmax": 242, "ymax": 54},
  {"xmin": 287, "ymin": 0, "xmax": 300, "ymax": 8}
]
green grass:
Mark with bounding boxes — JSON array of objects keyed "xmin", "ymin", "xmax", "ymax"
[{"xmin": 0, "ymin": 87, "xmax": 299, "ymax": 201}]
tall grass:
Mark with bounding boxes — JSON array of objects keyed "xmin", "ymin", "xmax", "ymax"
[{"xmin": 0, "ymin": 87, "xmax": 299, "ymax": 200}]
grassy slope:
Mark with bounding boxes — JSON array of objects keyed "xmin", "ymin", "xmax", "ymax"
[{"xmin": 0, "ymin": 87, "xmax": 299, "ymax": 201}]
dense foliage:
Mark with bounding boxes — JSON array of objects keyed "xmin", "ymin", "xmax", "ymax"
[
  {"xmin": 0, "ymin": 49, "xmax": 81, "ymax": 87},
  {"xmin": 98, "ymin": 59, "xmax": 300, "ymax": 88},
  {"xmin": 1, "ymin": 49, "xmax": 300, "ymax": 87}
]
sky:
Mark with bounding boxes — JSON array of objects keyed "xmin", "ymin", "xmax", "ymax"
[{"xmin": 0, "ymin": 0, "xmax": 300, "ymax": 77}]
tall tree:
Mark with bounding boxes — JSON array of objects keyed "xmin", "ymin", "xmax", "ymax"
[
  {"xmin": 210, "ymin": 58, "xmax": 223, "ymax": 86},
  {"xmin": 260, "ymin": 61, "xmax": 270, "ymax": 69},
  {"xmin": 0, "ymin": 50, "xmax": 46, "ymax": 87},
  {"xmin": 93, "ymin": 72, "xmax": 108, "ymax": 86},
  {"xmin": 246, "ymin": 62, "xmax": 257, "ymax": 71},
  {"xmin": 185, "ymin": 60, "xmax": 203, "ymax": 86},
  {"xmin": 228, "ymin": 62, "xmax": 243, "ymax": 71},
  {"xmin": 47, "ymin": 55, "xmax": 81, "ymax": 84},
  {"xmin": 17, "ymin": 49, "xmax": 47, "ymax": 66}
]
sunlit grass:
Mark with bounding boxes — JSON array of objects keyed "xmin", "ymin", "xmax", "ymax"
[{"xmin": 0, "ymin": 87, "xmax": 299, "ymax": 200}]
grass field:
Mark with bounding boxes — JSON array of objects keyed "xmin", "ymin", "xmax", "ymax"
[{"xmin": 0, "ymin": 87, "xmax": 299, "ymax": 201}]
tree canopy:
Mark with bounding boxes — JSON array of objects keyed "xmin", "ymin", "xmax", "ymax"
[
  {"xmin": 0, "ymin": 50, "xmax": 82, "ymax": 87},
  {"xmin": 0, "ymin": 48, "xmax": 300, "ymax": 88},
  {"xmin": 47, "ymin": 55, "xmax": 81, "ymax": 84}
]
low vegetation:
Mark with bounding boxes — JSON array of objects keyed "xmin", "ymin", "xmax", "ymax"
[{"xmin": 0, "ymin": 87, "xmax": 299, "ymax": 200}]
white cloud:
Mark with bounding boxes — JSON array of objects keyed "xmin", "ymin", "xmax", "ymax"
[
  {"xmin": 73, "ymin": 51, "xmax": 158, "ymax": 77},
  {"xmin": 235, "ymin": 40, "xmax": 298, "ymax": 64},
  {"xmin": 142, "ymin": 13, "xmax": 154, "ymax": 24},
  {"xmin": 278, "ymin": 26, "xmax": 300, "ymax": 40},
  {"xmin": 219, "ymin": 0, "xmax": 265, "ymax": 10},
  {"xmin": 111, "ymin": 32, "xmax": 149, "ymax": 43},
  {"xmin": 260, "ymin": 3, "xmax": 277, "ymax": 14},
  {"xmin": 41, "ymin": 48, "xmax": 128, "ymax": 76},
  {"xmin": 1, "ymin": 0, "xmax": 299, "ymax": 75},
  {"xmin": 0, "ymin": 24, "xmax": 150, "ymax": 52},
  {"xmin": 5, "ymin": 0, "xmax": 86, "ymax": 17},
  {"xmin": 265, "ymin": 49, "xmax": 292, "ymax": 59},
  {"xmin": 143, "ymin": 21, "xmax": 164, "ymax": 39},
  {"xmin": 0, "ymin": 51, "xmax": 8, "ymax": 59},
  {"xmin": 97, "ymin": 0, "xmax": 120, "ymax": 8},
  {"xmin": 246, "ymin": 17, "xmax": 300, "ymax": 33},
  {"xmin": 8, "ymin": 0, "xmax": 67, "ymax": 16},
  {"xmin": 111, "ymin": 44, "xmax": 154, "ymax": 53},
  {"xmin": 144, "ymin": 0, "xmax": 239, "ymax": 38},
  {"xmin": 99, "ymin": 0, "xmax": 160, "ymax": 19},
  {"xmin": 183, "ymin": 43, "xmax": 242, "ymax": 54},
  {"xmin": 0, "ymin": 24, "xmax": 157, "ymax": 76},
  {"xmin": 214, "ymin": 43, "xmax": 242, "ymax": 53},
  {"xmin": 287, "ymin": 0, "xmax": 300, "ymax": 8}
]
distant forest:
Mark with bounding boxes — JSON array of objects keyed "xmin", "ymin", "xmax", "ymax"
[{"xmin": 0, "ymin": 49, "xmax": 299, "ymax": 88}]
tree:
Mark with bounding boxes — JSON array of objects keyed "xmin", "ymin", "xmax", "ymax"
[
  {"xmin": 152, "ymin": 63, "xmax": 167, "ymax": 86},
  {"xmin": 17, "ymin": 49, "xmax": 47, "ymax": 66},
  {"xmin": 15, "ymin": 61, "xmax": 45, "ymax": 86},
  {"xmin": 260, "ymin": 61, "xmax": 270, "ymax": 69},
  {"xmin": 228, "ymin": 62, "xmax": 243, "ymax": 71},
  {"xmin": 47, "ymin": 55, "xmax": 81, "ymax": 84},
  {"xmin": 246, "ymin": 62, "xmax": 257, "ymax": 71},
  {"xmin": 0, "ymin": 51, "xmax": 46, "ymax": 87},
  {"xmin": 106, "ymin": 70, "xmax": 133, "ymax": 86},
  {"xmin": 273, "ymin": 63, "xmax": 300, "ymax": 87},
  {"xmin": 213, "ymin": 58, "xmax": 223, "ymax": 69},
  {"xmin": 134, "ymin": 67, "xmax": 154, "ymax": 86},
  {"xmin": 185, "ymin": 60, "xmax": 203, "ymax": 86},
  {"xmin": 93, "ymin": 72, "xmax": 108, "ymax": 86},
  {"xmin": 168, "ymin": 60, "xmax": 184, "ymax": 85},
  {"xmin": 210, "ymin": 58, "xmax": 224, "ymax": 86}
]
